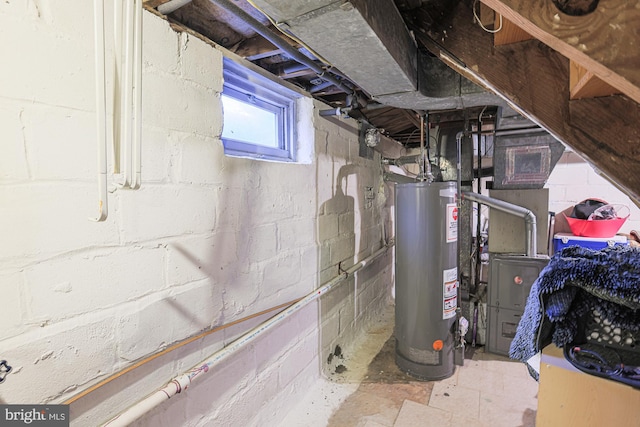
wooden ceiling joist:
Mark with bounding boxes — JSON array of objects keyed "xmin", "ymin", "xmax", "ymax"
[
  {"xmin": 479, "ymin": 0, "xmax": 640, "ymax": 105},
  {"xmin": 418, "ymin": 1, "xmax": 640, "ymax": 202},
  {"xmin": 143, "ymin": 0, "xmax": 169, "ymax": 8},
  {"xmin": 493, "ymin": 15, "xmax": 533, "ymax": 46},
  {"xmin": 570, "ymin": 61, "xmax": 620, "ymax": 100}
]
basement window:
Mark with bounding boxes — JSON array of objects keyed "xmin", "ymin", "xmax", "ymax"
[{"xmin": 221, "ymin": 57, "xmax": 299, "ymax": 162}]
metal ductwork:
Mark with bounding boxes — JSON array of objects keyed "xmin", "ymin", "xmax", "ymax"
[
  {"xmin": 248, "ymin": 0, "xmax": 505, "ymax": 109},
  {"xmin": 463, "ymin": 191, "xmax": 538, "ymax": 257}
]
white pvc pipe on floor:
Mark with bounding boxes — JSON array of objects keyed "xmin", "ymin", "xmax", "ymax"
[{"xmin": 102, "ymin": 242, "xmax": 393, "ymax": 426}]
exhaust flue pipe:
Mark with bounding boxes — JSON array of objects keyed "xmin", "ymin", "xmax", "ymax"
[{"xmin": 463, "ymin": 191, "xmax": 537, "ymax": 257}]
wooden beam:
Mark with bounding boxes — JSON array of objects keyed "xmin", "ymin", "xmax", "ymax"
[
  {"xmin": 143, "ymin": 0, "xmax": 168, "ymax": 8},
  {"xmin": 417, "ymin": 2, "xmax": 640, "ymax": 202},
  {"xmin": 234, "ymin": 36, "xmax": 280, "ymax": 60},
  {"xmin": 402, "ymin": 110, "xmax": 422, "ymax": 130},
  {"xmin": 480, "ymin": 0, "xmax": 640, "ymax": 104},
  {"xmin": 570, "ymin": 61, "xmax": 620, "ymax": 99},
  {"xmin": 493, "ymin": 16, "xmax": 534, "ymax": 46},
  {"xmin": 479, "ymin": 2, "xmax": 496, "ymax": 30}
]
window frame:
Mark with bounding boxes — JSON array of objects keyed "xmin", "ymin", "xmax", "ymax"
[{"xmin": 221, "ymin": 57, "xmax": 299, "ymax": 162}]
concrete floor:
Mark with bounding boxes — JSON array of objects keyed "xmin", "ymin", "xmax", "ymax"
[{"xmin": 283, "ymin": 304, "xmax": 538, "ymax": 427}]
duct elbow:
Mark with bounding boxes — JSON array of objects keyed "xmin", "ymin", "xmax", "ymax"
[{"xmin": 524, "ymin": 209, "xmax": 537, "ymax": 226}]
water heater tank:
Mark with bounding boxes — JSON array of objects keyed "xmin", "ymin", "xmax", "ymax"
[{"xmin": 395, "ymin": 181, "xmax": 458, "ymax": 380}]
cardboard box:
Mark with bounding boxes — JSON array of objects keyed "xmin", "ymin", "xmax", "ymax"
[{"xmin": 537, "ymin": 345, "xmax": 640, "ymax": 426}]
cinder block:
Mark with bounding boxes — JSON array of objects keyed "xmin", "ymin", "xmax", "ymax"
[
  {"xmin": 338, "ymin": 211, "xmax": 355, "ymax": 235},
  {"xmin": 0, "ymin": 316, "xmax": 117, "ymax": 404},
  {"xmin": 319, "ymin": 243, "xmax": 332, "ymax": 271},
  {"xmin": 213, "ymin": 373, "xmax": 281, "ymax": 427},
  {"xmin": 118, "ymin": 184, "xmax": 216, "ymax": 243},
  {"xmin": 139, "ymin": 125, "xmax": 173, "ymax": 183},
  {"xmin": 28, "ymin": 0, "xmax": 93, "ymax": 44},
  {"xmin": 117, "ymin": 282, "xmax": 224, "ymax": 361},
  {"xmin": 142, "ymin": 71, "xmax": 221, "ymax": 137},
  {"xmin": 338, "ymin": 304, "xmax": 356, "ymax": 337},
  {"xmin": 241, "ymin": 186, "xmax": 297, "ymax": 226},
  {"xmin": 316, "ymin": 157, "xmax": 336, "ymax": 201},
  {"xmin": 317, "ymin": 213, "xmax": 339, "ymax": 241},
  {"xmin": 212, "ymin": 186, "xmax": 246, "ymax": 231},
  {"xmin": 219, "ymin": 268, "xmax": 263, "ymax": 317},
  {"xmin": 180, "ymin": 33, "xmax": 223, "ymax": 89},
  {"xmin": 25, "ymin": 247, "xmax": 165, "ymax": 322},
  {"xmin": 295, "ymin": 98, "xmax": 316, "ymax": 165},
  {"xmin": 330, "ymin": 234, "xmax": 356, "ymax": 266},
  {"xmin": 322, "ymin": 191, "xmax": 352, "ymax": 215},
  {"xmin": 182, "ymin": 342, "xmax": 257, "ymax": 414},
  {"xmin": 328, "ymin": 136, "xmax": 352, "ymax": 161},
  {"xmin": 143, "ymin": 11, "xmax": 180, "ymax": 75},
  {"xmin": 278, "ymin": 218, "xmax": 316, "ymax": 250},
  {"xmin": 177, "ymin": 134, "xmax": 226, "ymax": 185},
  {"xmin": 262, "ymin": 250, "xmax": 301, "ymax": 293},
  {"xmin": 547, "ymin": 163, "xmax": 589, "ymax": 188},
  {"xmin": 23, "ymin": 105, "xmax": 95, "ymax": 180},
  {"xmin": 0, "ymin": 271, "xmax": 24, "ymax": 340},
  {"xmin": 254, "ymin": 310, "xmax": 301, "ymax": 373},
  {"xmin": 166, "ymin": 232, "xmax": 238, "ymax": 287},
  {"xmin": 277, "ymin": 332, "xmax": 318, "ymax": 388},
  {"xmin": 298, "ymin": 246, "xmax": 319, "ymax": 283},
  {"xmin": 291, "ymin": 188, "xmax": 317, "ymax": 219},
  {"xmin": 0, "ymin": 13, "xmax": 94, "ymax": 111},
  {"xmin": 319, "ymin": 315, "xmax": 340, "ymax": 363},
  {"xmin": 251, "ymin": 362, "xmax": 320, "ymax": 427},
  {"xmin": 247, "ymin": 223, "xmax": 277, "ymax": 263},
  {"xmin": 0, "ymin": 184, "xmax": 120, "ymax": 260},
  {"xmin": 0, "ymin": 102, "xmax": 29, "ymax": 182}
]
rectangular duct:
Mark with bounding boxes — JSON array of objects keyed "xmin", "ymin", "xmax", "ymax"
[{"xmin": 251, "ymin": 0, "xmax": 418, "ymax": 97}]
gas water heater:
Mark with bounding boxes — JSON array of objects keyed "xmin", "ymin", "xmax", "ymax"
[{"xmin": 395, "ymin": 181, "xmax": 458, "ymax": 380}]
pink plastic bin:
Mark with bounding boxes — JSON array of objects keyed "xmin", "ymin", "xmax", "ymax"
[{"xmin": 564, "ymin": 213, "xmax": 628, "ymax": 238}]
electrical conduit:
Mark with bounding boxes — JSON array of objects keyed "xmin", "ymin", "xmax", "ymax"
[
  {"xmin": 91, "ymin": 0, "xmax": 108, "ymax": 222},
  {"xmin": 131, "ymin": 0, "xmax": 143, "ymax": 189},
  {"xmin": 102, "ymin": 242, "xmax": 394, "ymax": 426}
]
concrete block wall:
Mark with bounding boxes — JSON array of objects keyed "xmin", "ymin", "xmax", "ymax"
[
  {"xmin": 0, "ymin": 3, "xmax": 393, "ymax": 426},
  {"xmin": 546, "ymin": 152, "xmax": 640, "ymax": 234},
  {"xmin": 315, "ymin": 119, "xmax": 393, "ymax": 377}
]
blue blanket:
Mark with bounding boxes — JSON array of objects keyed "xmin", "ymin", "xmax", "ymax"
[{"xmin": 509, "ymin": 245, "xmax": 640, "ymax": 379}]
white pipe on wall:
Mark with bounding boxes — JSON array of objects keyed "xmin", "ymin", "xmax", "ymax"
[
  {"xmin": 112, "ymin": 0, "xmax": 123, "ymax": 174},
  {"xmin": 91, "ymin": 0, "xmax": 108, "ymax": 222},
  {"xmin": 102, "ymin": 242, "xmax": 394, "ymax": 426},
  {"xmin": 131, "ymin": 0, "xmax": 143, "ymax": 189},
  {"xmin": 120, "ymin": 0, "xmax": 134, "ymax": 188}
]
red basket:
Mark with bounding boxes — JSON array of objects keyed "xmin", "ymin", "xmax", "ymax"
[{"xmin": 563, "ymin": 213, "xmax": 628, "ymax": 238}]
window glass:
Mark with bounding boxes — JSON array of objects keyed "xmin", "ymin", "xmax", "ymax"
[{"xmin": 221, "ymin": 57, "xmax": 299, "ymax": 162}]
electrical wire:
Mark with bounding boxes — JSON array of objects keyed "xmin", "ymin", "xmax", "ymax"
[{"xmin": 473, "ymin": 0, "xmax": 503, "ymax": 34}]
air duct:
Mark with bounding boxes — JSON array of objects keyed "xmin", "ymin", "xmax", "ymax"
[
  {"xmin": 463, "ymin": 191, "xmax": 538, "ymax": 257},
  {"xmin": 248, "ymin": 0, "xmax": 505, "ymax": 109}
]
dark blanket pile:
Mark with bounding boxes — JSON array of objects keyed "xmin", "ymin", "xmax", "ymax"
[{"xmin": 509, "ymin": 245, "xmax": 640, "ymax": 379}]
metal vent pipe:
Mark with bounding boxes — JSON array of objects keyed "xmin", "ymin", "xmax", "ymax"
[{"xmin": 462, "ymin": 191, "xmax": 537, "ymax": 257}]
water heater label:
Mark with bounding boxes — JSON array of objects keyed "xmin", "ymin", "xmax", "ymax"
[
  {"xmin": 443, "ymin": 267, "xmax": 458, "ymax": 319},
  {"xmin": 446, "ymin": 203, "xmax": 458, "ymax": 243}
]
